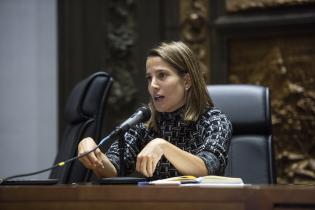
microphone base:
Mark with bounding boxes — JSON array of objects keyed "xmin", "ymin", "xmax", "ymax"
[{"xmin": 97, "ymin": 177, "xmax": 147, "ymax": 185}]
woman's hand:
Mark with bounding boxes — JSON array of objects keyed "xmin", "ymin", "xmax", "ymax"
[
  {"xmin": 78, "ymin": 137, "xmax": 103, "ymax": 169},
  {"xmin": 78, "ymin": 137, "xmax": 117, "ymax": 178},
  {"xmin": 137, "ymin": 137, "xmax": 208, "ymax": 178},
  {"xmin": 136, "ymin": 138, "xmax": 166, "ymax": 177}
]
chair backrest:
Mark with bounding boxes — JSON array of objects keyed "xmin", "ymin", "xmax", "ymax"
[
  {"xmin": 207, "ymin": 84, "xmax": 276, "ymax": 184},
  {"xmin": 50, "ymin": 72, "xmax": 113, "ymax": 183}
]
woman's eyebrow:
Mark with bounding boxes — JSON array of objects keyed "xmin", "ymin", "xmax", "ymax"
[
  {"xmin": 155, "ymin": 69, "xmax": 168, "ymax": 73},
  {"xmin": 146, "ymin": 69, "xmax": 167, "ymax": 75}
]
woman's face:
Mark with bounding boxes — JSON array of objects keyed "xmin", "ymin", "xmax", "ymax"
[{"xmin": 146, "ymin": 56, "xmax": 188, "ymax": 112}]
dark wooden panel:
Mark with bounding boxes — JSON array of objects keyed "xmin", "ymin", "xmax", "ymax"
[
  {"xmin": 208, "ymin": 1, "xmax": 315, "ymax": 84},
  {"xmin": 1, "ymin": 185, "xmax": 315, "ymax": 210},
  {"xmin": 134, "ymin": 0, "xmax": 180, "ymax": 103},
  {"xmin": 58, "ymin": 0, "xmax": 109, "ymax": 141}
]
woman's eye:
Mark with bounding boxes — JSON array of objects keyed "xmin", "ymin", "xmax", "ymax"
[
  {"xmin": 158, "ymin": 72, "xmax": 166, "ymax": 79},
  {"xmin": 145, "ymin": 76, "xmax": 152, "ymax": 83}
]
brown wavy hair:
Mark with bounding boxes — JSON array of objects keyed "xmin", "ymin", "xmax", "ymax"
[{"xmin": 146, "ymin": 41, "xmax": 213, "ymax": 130}]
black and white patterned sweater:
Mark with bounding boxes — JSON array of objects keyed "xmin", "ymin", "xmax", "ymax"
[{"xmin": 106, "ymin": 107, "xmax": 232, "ymax": 179}]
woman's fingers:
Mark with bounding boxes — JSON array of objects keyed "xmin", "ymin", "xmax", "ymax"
[
  {"xmin": 78, "ymin": 137, "xmax": 102, "ymax": 169},
  {"xmin": 136, "ymin": 138, "xmax": 165, "ymax": 177},
  {"xmin": 147, "ymin": 159, "xmax": 154, "ymax": 177},
  {"xmin": 92, "ymin": 168, "xmax": 103, "ymax": 178},
  {"xmin": 78, "ymin": 137, "xmax": 118, "ymax": 178},
  {"xmin": 85, "ymin": 150, "xmax": 101, "ymax": 168},
  {"xmin": 136, "ymin": 155, "xmax": 149, "ymax": 177},
  {"xmin": 95, "ymin": 148, "xmax": 105, "ymax": 169},
  {"xmin": 79, "ymin": 155, "xmax": 94, "ymax": 169},
  {"xmin": 137, "ymin": 154, "xmax": 159, "ymax": 177}
]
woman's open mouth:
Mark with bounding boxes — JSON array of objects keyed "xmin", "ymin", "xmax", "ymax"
[{"xmin": 154, "ymin": 95, "xmax": 165, "ymax": 101}]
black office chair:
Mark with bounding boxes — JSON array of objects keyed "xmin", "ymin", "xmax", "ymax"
[
  {"xmin": 207, "ymin": 84, "xmax": 276, "ymax": 184},
  {"xmin": 50, "ymin": 72, "xmax": 113, "ymax": 184}
]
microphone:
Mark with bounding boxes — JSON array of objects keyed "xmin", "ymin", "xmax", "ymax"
[
  {"xmin": 117, "ymin": 106, "xmax": 151, "ymax": 132},
  {"xmin": 99, "ymin": 106, "xmax": 151, "ymax": 146}
]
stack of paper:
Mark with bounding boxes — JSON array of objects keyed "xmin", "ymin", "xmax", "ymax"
[
  {"xmin": 149, "ymin": 175, "xmax": 197, "ymax": 185},
  {"xmin": 147, "ymin": 175, "xmax": 244, "ymax": 187}
]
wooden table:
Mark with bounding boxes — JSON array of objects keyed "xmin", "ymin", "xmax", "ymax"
[{"xmin": 1, "ymin": 184, "xmax": 315, "ymax": 210}]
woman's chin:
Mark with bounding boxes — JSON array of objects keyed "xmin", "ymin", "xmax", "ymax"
[
  {"xmin": 155, "ymin": 106, "xmax": 176, "ymax": 113},
  {"xmin": 153, "ymin": 104, "xmax": 166, "ymax": 113},
  {"xmin": 155, "ymin": 107, "xmax": 165, "ymax": 112},
  {"xmin": 154, "ymin": 102, "xmax": 182, "ymax": 113}
]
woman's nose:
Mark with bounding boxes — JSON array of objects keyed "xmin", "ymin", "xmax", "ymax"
[{"xmin": 150, "ymin": 77, "xmax": 159, "ymax": 89}]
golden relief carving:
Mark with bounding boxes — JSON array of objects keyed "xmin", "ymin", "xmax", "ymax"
[
  {"xmin": 179, "ymin": 0, "xmax": 210, "ymax": 82},
  {"xmin": 229, "ymin": 35, "xmax": 315, "ymax": 184},
  {"xmin": 226, "ymin": 0, "xmax": 315, "ymax": 12}
]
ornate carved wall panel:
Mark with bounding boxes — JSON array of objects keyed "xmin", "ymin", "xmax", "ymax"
[
  {"xmin": 207, "ymin": 1, "xmax": 315, "ymax": 184},
  {"xmin": 103, "ymin": 0, "xmax": 138, "ymax": 130},
  {"xmin": 179, "ymin": 0, "xmax": 210, "ymax": 82},
  {"xmin": 229, "ymin": 34, "xmax": 315, "ymax": 184}
]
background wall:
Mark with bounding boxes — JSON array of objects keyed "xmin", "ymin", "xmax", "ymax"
[
  {"xmin": 57, "ymin": 0, "xmax": 180, "ymax": 136},
  {"xmin": 0, "ymin": 0, "xmax": 57, "ymax": 179},
  {"xmin": 203, "ymin": 0, "xmax": 315, "ymax": 184},
  {"xmin": 58, "ymin": 0, "xmax": 315, "ymax": 184},
  {"xmin": 2, "ymin": 0, "xmax": 311, "ymax": 183}
]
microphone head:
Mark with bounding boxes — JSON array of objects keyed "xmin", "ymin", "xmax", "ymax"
[
  {"xmin": 138, "ymin": 106, "xmax": 151, "ymax": 122},
  {"xmin": 118, "ymin": 106, "xmax": 152, "ymax": 132}
]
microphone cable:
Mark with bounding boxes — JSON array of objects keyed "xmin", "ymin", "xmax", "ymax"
[
  {"xmin": 0, "ymin": 129, "xmax": 117, "ymax": 184},
  {"xmin": 0, "ymin": 106, "xmax": 150, "ymax": 184}
]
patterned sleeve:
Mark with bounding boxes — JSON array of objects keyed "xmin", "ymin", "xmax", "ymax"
[
  {"xmin": 196, "ymin": 108, "xmax": 232, "ymax": 175},
  {"xmin": 105, "ymin": 123, "xmax": 147, "ymax": 175}
]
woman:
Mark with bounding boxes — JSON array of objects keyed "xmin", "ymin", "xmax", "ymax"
[{"xmin": 78, "ymin": 41, "xmax": 232, "ymax": 179}]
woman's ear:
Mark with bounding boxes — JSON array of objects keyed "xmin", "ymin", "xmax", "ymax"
[{"xmin": 184, "ymin": 73, "xmax": 192, "ymax": 90}]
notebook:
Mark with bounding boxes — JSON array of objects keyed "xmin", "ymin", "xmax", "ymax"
[{"xmin": 144, "ymin": 175, "xmax": 244, "ymax": 187}]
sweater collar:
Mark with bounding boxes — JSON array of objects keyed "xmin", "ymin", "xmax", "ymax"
[{"xmin": 159, "ymin": 106, "xmax": 184, "ymax": 121}]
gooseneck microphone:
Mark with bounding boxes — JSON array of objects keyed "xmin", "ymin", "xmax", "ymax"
[
  {"xmin": 0, "ymin": 106, "xmax": 151, "ymax": 184},
  {"xmin": 99, "ymin": 106, "xmax": 151, "ymax": 146},
  {"xmin": 118, "ymin": 106, "xmax": 151, "ymax": 131},
  {"xmin": 98, "ymin": 106, "xmax": 151, "ymax": 176}
]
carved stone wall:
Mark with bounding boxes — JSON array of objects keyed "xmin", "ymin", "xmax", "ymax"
[
  {"xmin": 229, "ymin": 35, "xmax": 315, "ymax": 184},
  {"xmin": 179, "ymin": 0, "xmax": 315, "ymax": 184},
  {"xmin": 179, "ymin": 0, "xmax": 210, "ymax": 82},
  {"xmin": 104, "ymin": 0, "xmax": 138, "ymax": 129}
]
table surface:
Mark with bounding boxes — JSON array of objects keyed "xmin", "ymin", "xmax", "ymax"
[{"xmin": 1, "ymin": 184, "xmax": 315, "ymax": 210}]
